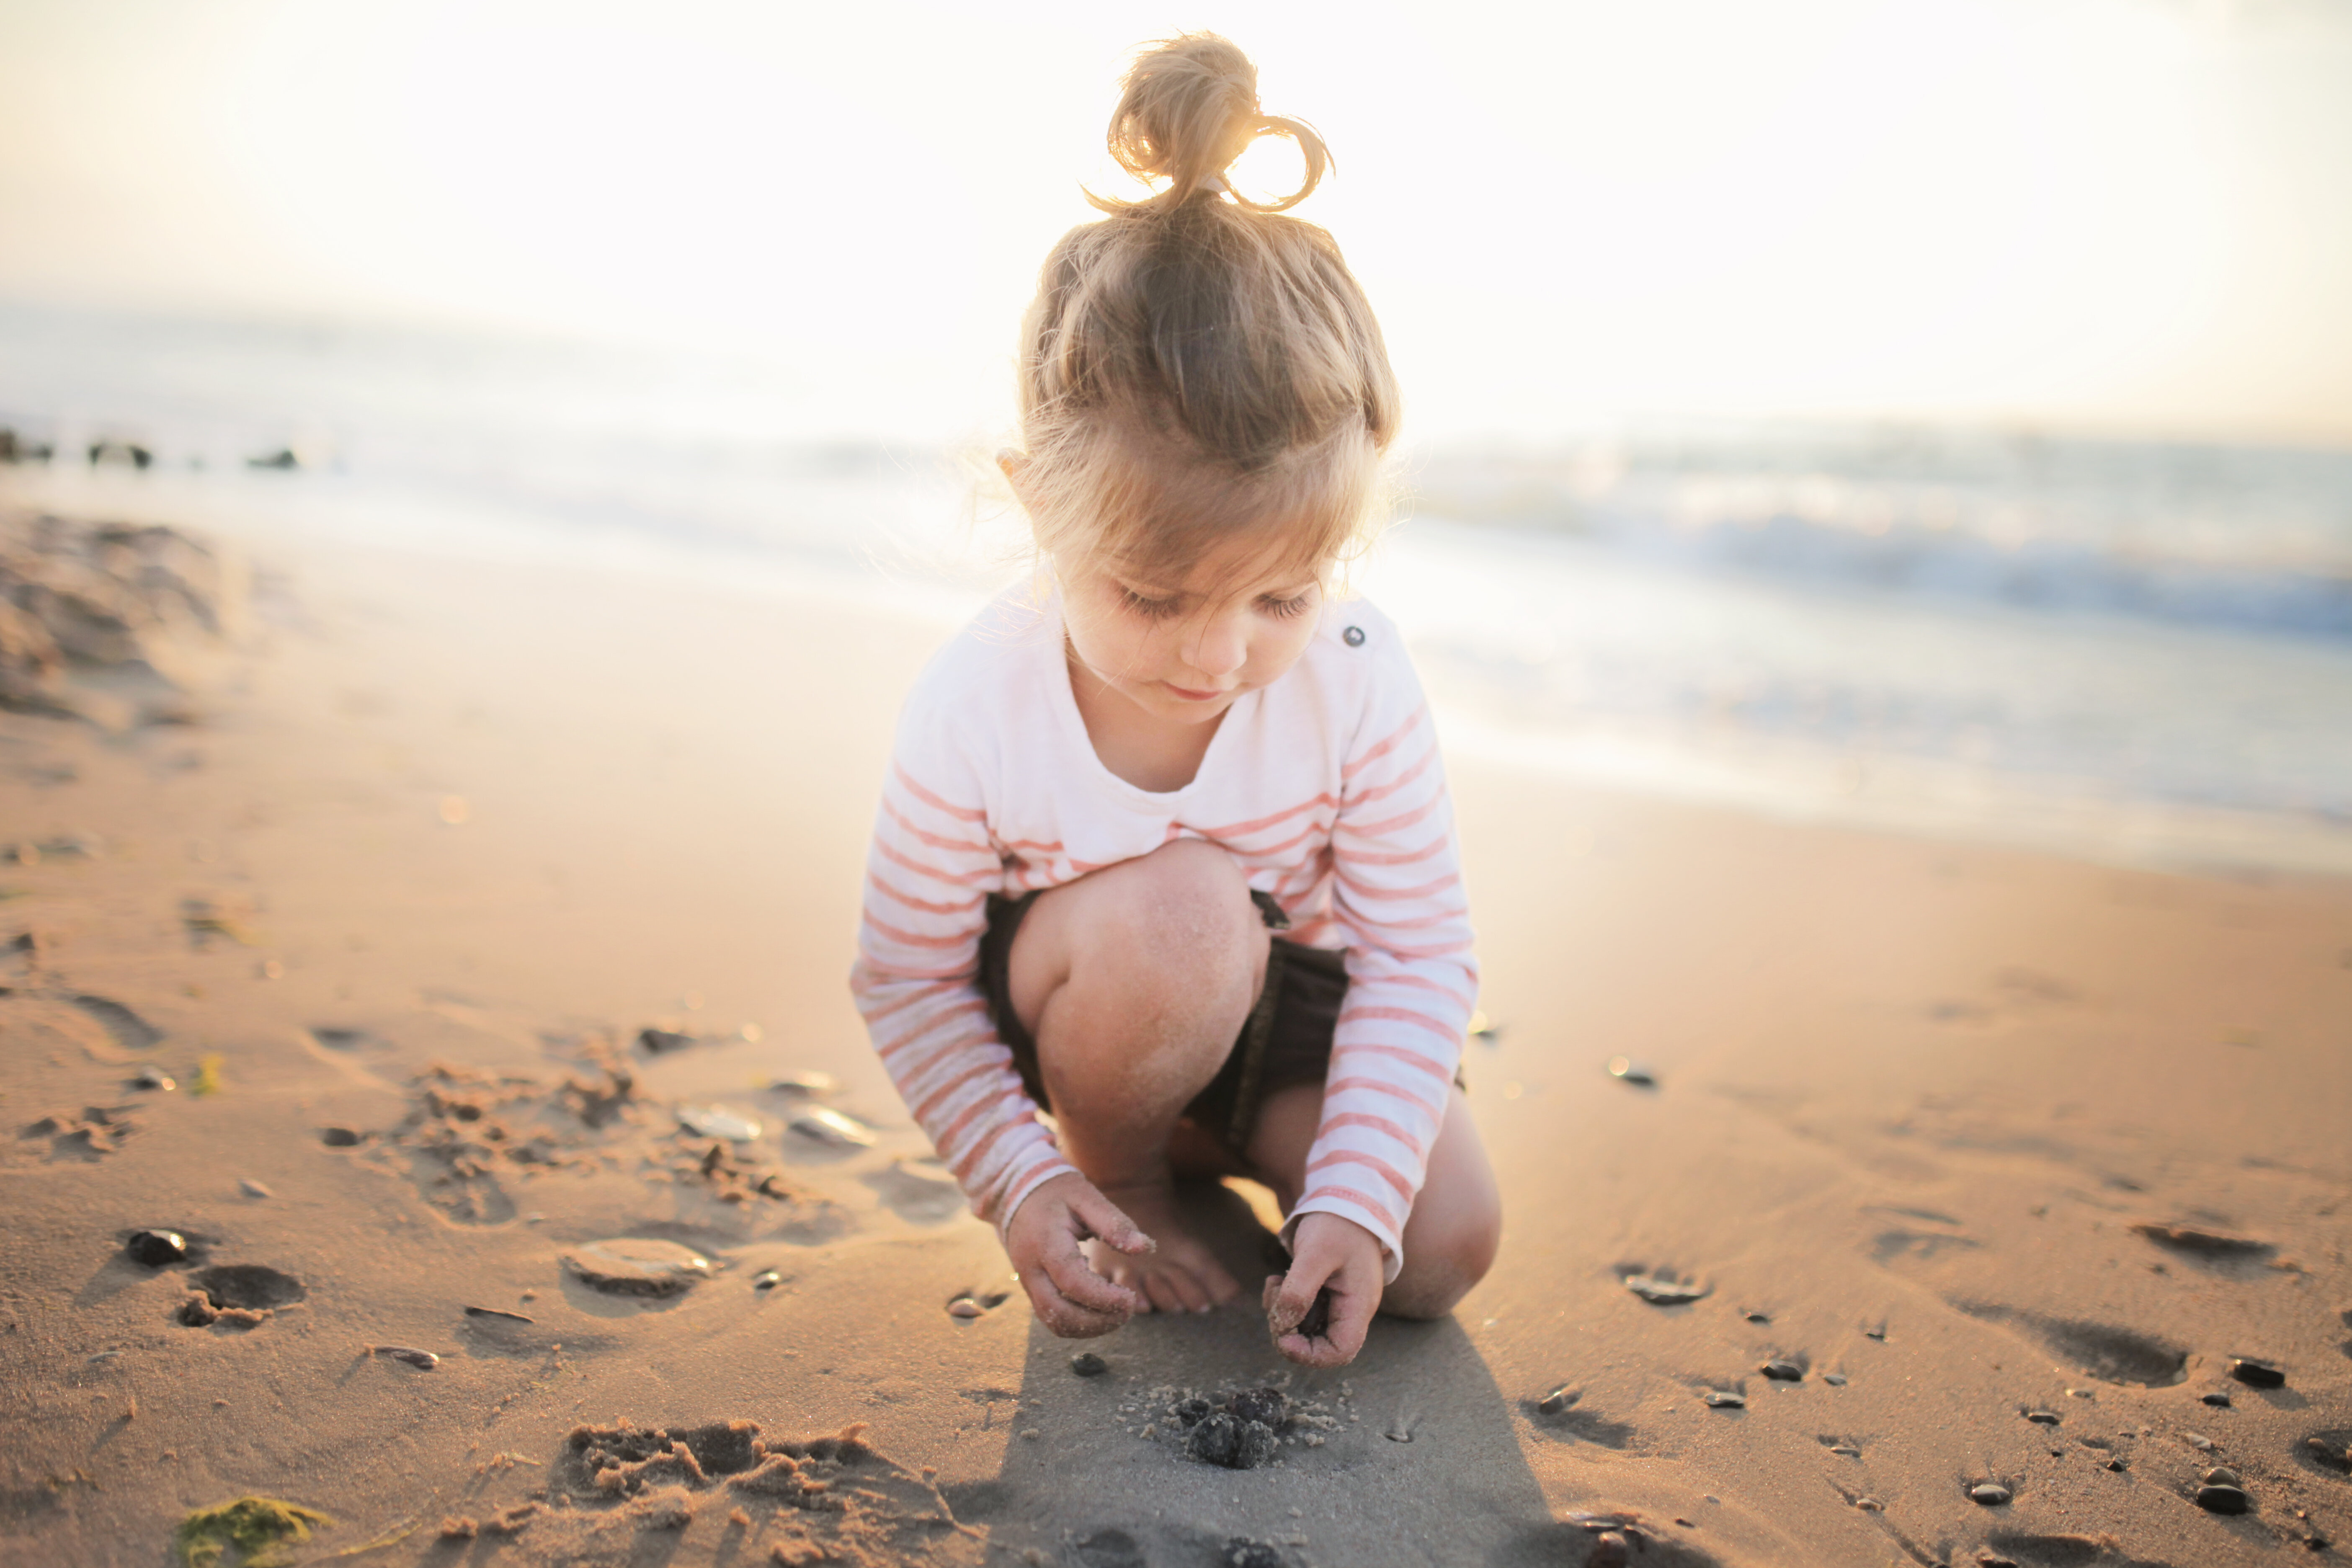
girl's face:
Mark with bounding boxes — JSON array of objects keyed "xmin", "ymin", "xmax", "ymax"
[{"xmin": 1057, "ymin": 534, "xmax": 1326, "ymax": 728}]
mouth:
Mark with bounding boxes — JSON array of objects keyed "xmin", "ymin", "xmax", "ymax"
[{"xmin": 1161, "ymin": 682, "xmax": 1232, "ymax": 703}]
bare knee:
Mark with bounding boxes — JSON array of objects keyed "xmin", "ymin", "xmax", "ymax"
[
  {"xmin": 1382, "ymin": 1198, "xmax": 1502, "ymax": 1321},
  {"xmin": 1065, "ymin": 839, "xmax": 1264, "ymax": 994}
]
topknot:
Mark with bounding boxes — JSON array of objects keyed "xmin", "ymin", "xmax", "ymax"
[{"xmin": 1092, "ymin": 33, "xmax": 1328, "ymax": 214}]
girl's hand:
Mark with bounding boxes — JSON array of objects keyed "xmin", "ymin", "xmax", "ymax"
[
  {"xmin": 1004, "ymin": 1171, "xmax": 1153, "ymax": 1337},
  {"xmin": 1263, "ymin": 1212, "xmax": 1385, "ymax": 1366}
]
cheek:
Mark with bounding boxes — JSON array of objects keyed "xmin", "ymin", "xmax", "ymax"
[{"xmin": 1248, "ymin": 617, "xmax": 1319, "ymax": 675}]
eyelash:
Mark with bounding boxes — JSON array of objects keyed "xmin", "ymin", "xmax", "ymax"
[{"xmin": 1118, "ymin": 589, "xmax": 1315, "ymax": 621}]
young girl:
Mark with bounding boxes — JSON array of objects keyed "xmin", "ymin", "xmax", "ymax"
[{"xmin": 850, "ymin": 34, "xmax": 1498, "ymax": 1369}]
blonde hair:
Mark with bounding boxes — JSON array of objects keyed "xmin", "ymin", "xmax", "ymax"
[{"xmin": 1014, "ymin": 34, "xmax": 1400, "ymax": 589}]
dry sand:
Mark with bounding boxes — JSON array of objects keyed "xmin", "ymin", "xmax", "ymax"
[{"xmin": 2, "ymin": 503, "xmax": 2348, "ymax": 1568}]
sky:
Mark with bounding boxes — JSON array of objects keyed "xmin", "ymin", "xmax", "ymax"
[{"xmin": 2, "ymin": 0, "xmax": 2349, "ymax": 445}]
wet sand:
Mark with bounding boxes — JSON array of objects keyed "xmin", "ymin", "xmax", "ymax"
[{"xmin": 2, "ymin": 505, "xmax": 2348, "ymax": 1568}]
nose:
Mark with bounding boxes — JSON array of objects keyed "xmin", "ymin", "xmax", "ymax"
[{"xmin": 1184, "ymin": 610, "xmax": 1248, "ymax": 680}]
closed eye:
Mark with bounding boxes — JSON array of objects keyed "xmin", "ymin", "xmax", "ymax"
[
  {"xmin": 1259, "ymin": 591, "xmax": 1316, "ymax": 619},
  {"xmin": 1119, "ymin": 586, "xmax": 1184, "ymax": 620}
]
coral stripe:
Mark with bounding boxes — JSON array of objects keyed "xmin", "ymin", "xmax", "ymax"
[
  {"xmin": 1195, "ymin": 792, "xmax": 1337, "ymax": 841},
  {"xmin": 1337, "ymin": 1003, "xmax": 1457, "ymax": 1040},
  {"xmin": 1340, "ymin": 790, "xmax": 1445, "ymax": 840},
  {"xmin": 854, "ymin": 975, "xmax": 959, "ymax": 1024},
  {"xmin": 867, "ymin": 871, "xmax": 985, "ymax": 916},
  {"xmin": 874, "ymin": 836, "xmax": 998, "ymax": 887},
  {"xmin": 1346, "ymin": 744, "xmax": 1438, "ymax": 809},
  {"xmin": 1331, "ymin": 1042, "xmax": 1451, "ymax": 1080},
  {"xmin": 892, "ymin": 762, "xmax": 987, "ymax": 823},
  {"xmin": 1342, "ymin": 707, "xmax": 1426, "ymax": 781},
  {"xmin": 882, "ymin": 798, "xmax": 995, "ymax": 856},
  {"xmin": 1305, "ymin": 1148, "xmax": 1416, "ymax": 1202},
  {"xmin": 862, "ymin": 912, "xmax": 971, "ymax": 951},
  {"xmin": 1297, "ymin": 1181, "xmax": 1402, "ymax": 1228},
  {"xmin": 1341, "ymin": 834, "xmax": 1449, "ymax": 869},
  {"xmin": 1333, "ymin": 868, "xmax": 1460, "ymax": 903},
  {"xmin": 1318, "ymin": 1110, "xmax": 1429, "ymax": 1156}
]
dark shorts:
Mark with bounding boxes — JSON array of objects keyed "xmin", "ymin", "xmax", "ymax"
[{"xmin": 977, "ymin": 887, "xmax": 1349, "ymax": 1153}]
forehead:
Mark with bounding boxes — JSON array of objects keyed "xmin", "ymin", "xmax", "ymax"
[{"xmin": 1111, "ymin": 530, "xmax": 1326, "ymax": 597}]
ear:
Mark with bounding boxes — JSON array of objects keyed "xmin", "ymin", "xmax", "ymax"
[{"xmin": 995, "ymin": 448, "xmax": 1032, "ymax": 506}]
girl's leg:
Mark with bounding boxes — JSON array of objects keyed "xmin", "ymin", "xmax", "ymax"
[
  {"xmin": 1248, "ymin": 1081, "xmax": 1501, "ymax": 1320},
  {"xmin": 1006, "ymin": 838, "xmax": 1266, "ymax": 1313}
]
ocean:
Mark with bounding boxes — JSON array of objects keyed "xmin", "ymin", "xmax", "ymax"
[{"xmin": 5, "ymin": 303, "xmax": 2349, "ymax": 877}]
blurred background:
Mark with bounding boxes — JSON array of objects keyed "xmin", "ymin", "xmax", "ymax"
[{"xmin": 3, "ymin": 0, "xmax": 2349, "ymax": 872}]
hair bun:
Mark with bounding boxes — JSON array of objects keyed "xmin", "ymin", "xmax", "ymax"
[{"xmin": 1096, "ymin": 34, "xmax": 1328, "ymax": 214}]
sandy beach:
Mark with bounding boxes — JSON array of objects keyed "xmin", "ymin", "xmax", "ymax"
[{"xmin": 3, "ymin": 501, "xmax": 2348, "ymax": 1568}]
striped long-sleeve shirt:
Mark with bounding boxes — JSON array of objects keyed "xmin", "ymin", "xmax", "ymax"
[{"xmin": 848, "ymin": 588, "xmax": 1475, "ymax": 1280}]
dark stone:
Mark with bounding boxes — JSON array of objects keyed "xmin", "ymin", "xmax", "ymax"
[
  {"xmin": 1823, "ymin": 1372, "xmax": 1848, "ymax": 1386},
  {"xmin": 1537, "ymin": 1387, "xmax": 1573, "ymax": 1416},
  {"xmin": 1761, "ymin": 1360, "xmax": 1803, "ymax": 1381},
  {"xmin": 2106, "ymin": 1460, "xmax": 2128, "ymax": 1472},
  {"xmin": 2195, "ymin": 1484, "xmax": 2250, "ymax": 1515},
  {"xmin": 126, "ymin": 1228, "xmax": 187, "ymax": 1266},
  {"xmin": 2204, "ymin": 1466, "xmax": 2240, "ymax": 1486},
  {"xmin": 1968, "ymin": 1483, "xmax": 2012, "ymax": 1506},
  {"xmin": 1070, "ymin": 1352, "xmax": 1108, "ymax": 1378},
  {"xmin": 320, "ymin": 1127, "xmax": 361, "ymax": 1147},
  {"xmin": 1225, "ymin": 1387, "xmax": 1289, "ymax": 1430},
  {"xmin": 1623, "ymin": 1274, "xmax": 1708, "ymax": 1306},
  {"xmin": 2231, "ymin": 1358, "xmax": 2286, "ymax": 1389},
  {"xmin": 2024, "ymin": 1410, "xmax": 2061, "ymax": 1425},
  {"xmin": 1745, "ymin": 1311, "xmax": 1771, "ymax": 1323},
  {"xmin": 1223, "ymin": 1539, "xmax": 1285, "ymax": 1568},
  {"xmin": 246, "ymin": 449, "xmax": 299, "ymax": 471},
  {"xmin": 2203, "ymin": 1392, "xmax": 2233, "ymax": 1407},
  {"xmin": 463, "ymin": 1306, "xmax": 533, "ymax": 1323},
  {"xmin": 635, "ymin": 1026, "xmax": 695, "ymax": 1054},
  {"xmin": 1174, "ymin": 1397, "xmax": 1213, "ymax": 1429},
  {"xmin": 753, "ymin": 1270, "xmax": 781, "ymax": 1290},
  {"xmin": 1295, "ymin": 1286, "xmax": 1332, "ymax": 1340},
  {"xmin": 1702, "ymin": 1391, "xmax": 1744, "ymax": 1409},
  {"xmin": 1186, "ymin": 1411, "xmax": 1277, "ymax": 1469}
]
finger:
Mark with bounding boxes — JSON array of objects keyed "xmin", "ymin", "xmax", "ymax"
[
  {"xmin": 1162, "ymin": 1263, "xmax": 1216, "ymax": 1315},
  {"xmin": 1070, "ymin": 1189, "xmax": 1153, "ymax": 1256},
  {"xmin": 1021, "ymin": 1270, "xmax": 1127, "ymax": 1338},
  {"xmin": 1140, "ymin": 1272, "xmax": 1187, "ymax": 1315},
  {"xmin": 1266, "ymin": 1254, "xmax": 1336, "ymax": 1335},
  {"xmin": 1039, "ymin": 1235, "xmax": 1142, "ymax": 1318}
]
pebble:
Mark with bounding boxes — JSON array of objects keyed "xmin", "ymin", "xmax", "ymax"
[
  {"xmin": 1223, "ymin": 1539, "xmax": 1284, "ymax": 1568},
  {"xmin": 1294, "ymin": 1285, "xmax": 1333, "ymax": 1339},
  {"xmin": 789, "ymin": 1107, "xmax": 875, "ymax": 1148},
  {"xmin": 676, "ymin": 1104, "xmax": 762, "ymax": 1142},
  {"xmin": 947, "ymin": 1299, "xmax": 984, "ymax": 1319},
  {"xmin": 320, "ymin": 1127, "xmax": 361, "ymax": 1147},
  {"xmin": 1228, "ymin": 1387, "xmax": 1289, "ymax": 1429},
  {"xmin": 2204, "ymin": 1466, "xmax": 2241, "ymax": 1486},
  {"xmin": 1968, "ymin": 1483, "xmax": 2012, "ymax": 1506},
  {"xmin": 237, "ymin": 1179, "xmax": 272, "ymax": 1199},
  {"xmin": 132, "ymin": 1067, "xmax": 175, "ymax": 1091},
  {"xmin": 2202, "ymin": 1392, "xmax": 2233, "ymax": 1408},
  {"xmin": 1606, "ymin": 1057, "xmax": 1657, "ymax": 1087},
  {"xmin": 636, "ymin": 1026, "xmax": 696, "ymax": 1053},
  {"xmin": 463, "ymin": 1306, "xmax": 533, "ymax": 1324},
  {"xmin": 1761, "ymin": 1360, "xmax": 1804, "ymax": 1382},
  {"xmin": 2230, "ymin": 1358, "xmax": 2286, "ymax": 1389},
  {"xmin": 2195, "ymin": 1484, "xmax": 2250, "ymax": 1515},
  {"xmin": 1854, "ymin": 1497, "xmax": 1884, "ymax": 1512},
  {"xmin": 1586, "ymin": 1532, "xmax": 1630, "ymax": 1568},
  {"xmin": 125, "ymin": 1229, "xmax": 188, "ymax": 1266},
  {"xmin": 374, "ymin": 1345, "xmax": 440, "ymax": 1369},
  {"xmin": 1071, "ymin": 1353, "xmax": 1109, "ymax": 1377},
  {"xmin": 1822, "ymin": 1373, "xmax": 1848, "ymax": 1386},
  {"xmin": 1744, "ymin": 1311, "xmax": 1771, "ymax": 1324},
  {"xmin": 1187, "ymin": 1411, "xmax": 1278, "ymax": 1469},
  {"xmin": 1624, "ymin": 1275, "xmax": 1708, "ymax": 1306},
  {"xmin": 1703, "ymin": 1391, "xmax": 1745, "ymax": 1409},
  {"xmin": 2186, "ymin": 1433, "xmax": 2215, "ymax": 1451},
  {"xmin": 1537, "ymin": 1387, "xmax": 1573, "ymax": 1416},
  {"xmin": 770, "ymin": 1071, "xmax": 839, "ymax": 1097},
  {"xmin": 753, "ymin": 1270, "xmax": 782, "ymax": 1290},
  {"xmin": 1830, "ymin": 1445, "xmax": 1860, "ymax": 1457},
  {"xmin": 2024, "ymin": 1410, "xmax": 2061, "ymax": 1425},
  {"xmin": 562, "ymin": 1238, "xmax": 712, "ymax": 1297}
]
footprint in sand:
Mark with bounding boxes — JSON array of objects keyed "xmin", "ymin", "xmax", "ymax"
[
  {"xmin": 1523, "ymin": 1387, "xmax": 1638, "ymax": 1449},
  {"xmin": 67, "ymin": 994, "xmax": 166, "ymax": 1051},
  {"xmin": 175, "ymin": 1264, "xmax": 305, "ymax": 1328},
  {"xmin": 1955, "ymin": 1304, "xmax": 2187, "ymax": 1387},
  {"xmin": 541, "ymin": 1419, "xmax": 980, "ymax": 1565},
  {"xmin": 22, "ymin": 1104, "xmax": 139, "ymax": 1160}
]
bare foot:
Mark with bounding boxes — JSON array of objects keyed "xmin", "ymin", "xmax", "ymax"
[{"xmin": 1084, "ymin": 1180, "xmax": 1242, "ymax": 1313}]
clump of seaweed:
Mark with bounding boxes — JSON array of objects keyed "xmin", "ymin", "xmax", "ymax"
[{"xmin": 173, "ymin": 1497, "xmax": 332, "ymax": 1567}]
